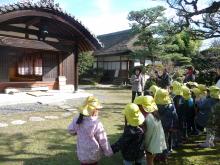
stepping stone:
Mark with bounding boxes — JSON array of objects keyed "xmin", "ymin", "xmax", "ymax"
[
  {"xmin": 44, "ymin": 116, "xmax": 59, "ymax": 120},
  {"xmin": 29, "ymin": 117, "xmax": 45, "ymax": 122},
  {"xmin": 59, "ymin": 105, "xmax": 72, "ymax": 110},
  {"xmin": 0, "ymin": 122, "xmax": 8, "ymax": 127},
  {"xmin": 65, "ymin": 108, "xmax": 77, "ymax": 112},
  {"xmin": 11, "ymin": 120, "xmax": 26, "ymax": 125},
  {"xmin": 62, "ymin": 112, "xmax": 72, "ymax": 118}
]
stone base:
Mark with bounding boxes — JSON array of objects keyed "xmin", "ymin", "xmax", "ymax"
[{"xmin": 59, "ymin": 85, "xmax": 74, "ymax": 92}]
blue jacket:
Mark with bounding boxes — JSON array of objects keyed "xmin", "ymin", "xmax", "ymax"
[
  {"xmin": 195, "ymin": 98, "xmax": 219, "ymax": 128},
  {"xmin": 157, "ymin": 104, "xmax": 179, "ymax": 131}
]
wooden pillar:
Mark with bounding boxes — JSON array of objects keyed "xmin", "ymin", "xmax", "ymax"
[
  {"xmin": 120, "ymin": 56, "xmax": 122, "ymax": 70},
  {"xmin": 74, "ymin": 44, "xmax": 79, "ymax": 92},
  {"xmin": 58, "ymin": 53, "xmax": 63, "ymax": 76}
]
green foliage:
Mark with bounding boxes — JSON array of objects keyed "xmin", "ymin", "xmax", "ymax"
[
  {"xmin": 78, "ymin": 51, "xmax": 94, "ymax": 76},
  {"xmin": 128, "ymin": 6, "xmax": 166, "ymax": 63},
  {"xmin": 128, "ymin": 6, "xmax": 201, "ymax": 67}
]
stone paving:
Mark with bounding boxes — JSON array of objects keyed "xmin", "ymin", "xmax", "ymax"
[{"xmin": 0, "ymin": 110, "xmax": 77, "ymax": 128}]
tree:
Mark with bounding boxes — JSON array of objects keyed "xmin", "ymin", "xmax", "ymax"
[
  {"xmin": 166, "ymin": 0, "xmax": 220, "ymax": 39},
  {"xmin": 78, "ymin": 52, "xmax": 94, "ymax": 76},
  {"xmin": 128, "ymin": 6, "xmax": 167, "ymax": 64},
  {"xmin": 128, "ymin": 6, "xmax": 201, "ymax": 67}
]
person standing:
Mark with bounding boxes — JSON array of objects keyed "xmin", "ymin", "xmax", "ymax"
[
  {"xmin": 111, "ymin": 103, "xmax": 145, "ymax": 165},
  {"xmin": 183, "ymin": 66, "xmax": 196, "ymax": 83},
  {"xmin": 67, "ymin": 96, "xmax": 113, "ymax": 165},
  {"xmin": 131, "ymin": 67, "xmax": 144, "ymax": 102},
  {"xmin": 134, "ymin": 96, "xmax": 167, "ymax": 165},
  {"xmin": 155, "ymin": 69, "xmax": 171, "ymax": 89}
]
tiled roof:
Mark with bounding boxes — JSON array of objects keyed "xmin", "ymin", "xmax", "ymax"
[
  {"xmin": 94, "ymin": 29, "xmax": 135, "ymax": 56},
  {"xmin": 0, "ymin": 1, "xmax": 102, "ymax": 50}
]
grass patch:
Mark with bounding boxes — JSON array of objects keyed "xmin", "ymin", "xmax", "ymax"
[{"xmin": 0, "ymin": 89, "xmax": 219, "ymax": 165}]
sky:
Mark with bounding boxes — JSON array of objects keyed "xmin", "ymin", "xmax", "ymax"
[
  {"xmin": 0, "ymin": 0, "xmax": 213, "ymax": 49},
  {"xmin": 0, "ymin": 0, "xmax": 171, "ymax": 35}
]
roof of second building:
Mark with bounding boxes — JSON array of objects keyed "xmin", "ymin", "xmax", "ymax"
[{"xmin": 95, "ymin": 29, "xmax": 135, "ymax": 56}]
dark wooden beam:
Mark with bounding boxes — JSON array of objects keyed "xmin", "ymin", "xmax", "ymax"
[
  {"xmin": 0, "ymin": 36, "xmax": 73, "ymax": 52},
  {"xmin": 0, "ymin": 25, "xmax": 76, "ymax": 42},
  {"xmin": 0, "ymin": 10, "xmax": 98, "ymax": 51}
]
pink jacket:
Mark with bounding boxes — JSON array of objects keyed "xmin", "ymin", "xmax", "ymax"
[{"xmin": 68, "ymin": 115, "xmax": 113, "ymax": 163}]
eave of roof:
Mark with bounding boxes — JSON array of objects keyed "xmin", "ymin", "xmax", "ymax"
[
  {"xmin": 94, "ymin": 29, "xmax": 135, "ymax": 56},
  {"xmin": 0, "ymin": 2, "xmax": 102, "ymax": 50}
]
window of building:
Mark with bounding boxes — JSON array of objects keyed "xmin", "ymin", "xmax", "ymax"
[
  {"xmin": 121, "ymin": 62, "xmax": 127, "ymax": 70},
  {"xmin": 18, "ymin": 55, "xmax": 42, "ymax": 76}
]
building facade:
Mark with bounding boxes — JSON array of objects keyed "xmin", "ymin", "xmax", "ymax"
[{"xmin": 0, "ymin": 2, "xmax": 101, "ymax": 92}]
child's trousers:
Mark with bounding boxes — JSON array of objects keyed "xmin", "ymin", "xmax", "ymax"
[{"xmin": 123, "ymin": 157, "xmax": 146, "ymax": 165}]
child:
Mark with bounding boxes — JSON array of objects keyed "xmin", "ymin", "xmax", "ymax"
[
  {"xmin": 134, "ymin": 96, "xmax": 167, "ymax": 165},
  {"xmin": 196, "ymin": 86, "xmax": 220, "ymax": 147},
  {"xmin": 181, "ymin": 85, "xmax": 197, "ymax": 137},
  {"xmin": 68, "ymin": 96, "xmax": 113, "ymax": 165},
  {"xmin": 154, "ymin": 89, "xmax": 178, "ymax": 153},
  {"xmin": 197, "ymin": 84, "xmax": 207, "ymax": 101},
  {"xmin": 149, "ymin": 85, "xmax": 159, "ymax": 97},
  {"xmin": 171, "ymin": 81, "xmax": 185, "ymax": 146},
  {"xmin": 111, "ymin": 103, "xmax": 145, "ymax": 165}
]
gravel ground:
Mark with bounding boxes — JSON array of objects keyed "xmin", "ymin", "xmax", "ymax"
[
  {"xmin": 0, "ymin": 98, "xmax": 85, "ymax": 114},
  {"xmin": 0, "ymin": 103, "xmax": 61, "ymax": 114}
]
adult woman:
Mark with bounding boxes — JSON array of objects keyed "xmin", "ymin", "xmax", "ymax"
[{"xmin": 130, "ymin": 67, "xmax": 144, "ymax": 102}]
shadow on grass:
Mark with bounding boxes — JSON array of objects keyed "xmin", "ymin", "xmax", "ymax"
[
  {"xmin": 0, "ymin": 129, "xmax": 124, "ymax": 165},
  {"xmin": 0, "ymin": 128, "xmax": 219, "ymax": 165}
]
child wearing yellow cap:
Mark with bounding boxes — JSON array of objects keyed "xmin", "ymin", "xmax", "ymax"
[
  {"xmin": 134, "ymin": 96, "xmax": 167, "ymax": 165},
  {"xmin": 111, "ymin": 103, "xmax": 145, "ymax": 165},
  {"xmin": 195, "ymin": 86, "xmax": 220, "ymax": 148},
  {"xmin": 154, "ymin": 88, "xmax": 178, "ymax": 155},
  {"xmin": 181, "ymin": 85, "xmax": 197, "ymax": 137},
  {"xmin": 68, "ymin": 96, "xmax": 113, "ymax": 165},
  {"xmin": 171, "ymin": 81, "xmax": 186, "ymax": 147}
]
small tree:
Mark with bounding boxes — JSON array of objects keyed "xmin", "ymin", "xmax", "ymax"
[
  {"xmin": 128, "ymin": 6, "xmax": 167, "ymax": 65},
  {"xmin": 78, "ymin": 52, "xmax": 94, "ymax": 76}
]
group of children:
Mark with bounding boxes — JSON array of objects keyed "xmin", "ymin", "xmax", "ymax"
[{"xmin": 67, "ymin": 81, "xmax": 220, "ymax": 165}]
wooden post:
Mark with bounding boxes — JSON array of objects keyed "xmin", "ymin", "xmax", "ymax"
[
  {"xmin": 120, "ymin": 56, "xmax": 122, "ymax": 70},
  {"xmin": 58, "ymin": 53, "xmax": 63, "ymax": 76},
  {"xmin": 74, "ymin": 44, "xmax": 79, "ymax": 92}
]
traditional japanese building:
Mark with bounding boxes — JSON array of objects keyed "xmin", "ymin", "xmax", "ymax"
[
  {"xmin": 93, "ymin": 29, "xmax": 158, "ymax": 84},
  {"xmin": 0, "ymin": 2, "xmax": 101, "ymax": 92},
  {"xmin": 93, "ymin": 29, "xmax": 135, "ymax": 83}
]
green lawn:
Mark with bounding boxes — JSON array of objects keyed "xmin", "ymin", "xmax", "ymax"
[{"xmin": 0, "ymin": 89, "xmax": 219, "ymax": 165}]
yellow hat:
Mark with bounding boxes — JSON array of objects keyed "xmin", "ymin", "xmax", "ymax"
[
  {"xmin": 197, "ymin": 84, "xmax": 207, "ymax": 96},
  {"xmin": 191, "ymin": 88, "xmax": 202, "ymax": 98},
  {"xmin": 182, "ymin": 85, "xmax": 191, "ymax": 100},
  {"xmin": 134, "ymin": 96, "xmax": 158, "ymax": 113},
  {"xmin": 171, "ymin": 81, "xmax": 183, "ymax": 96},
  {"xmin": 79, "ymin": 96, "xmax": 102, "ymax": 116},
  {"xmin": 123, "ymin": 103, "xmax": 145, "ymax": 127},
  {"xmin": 149, "ymin": 85, "xmax": 159, "ymax": 96},
  {"xmin": 154, "ymin": 89, "xmax": 171, "ymax": 105},
  {"xmin": 209, "ymin": 86, "xmax": 220, "ymax": 99}
]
